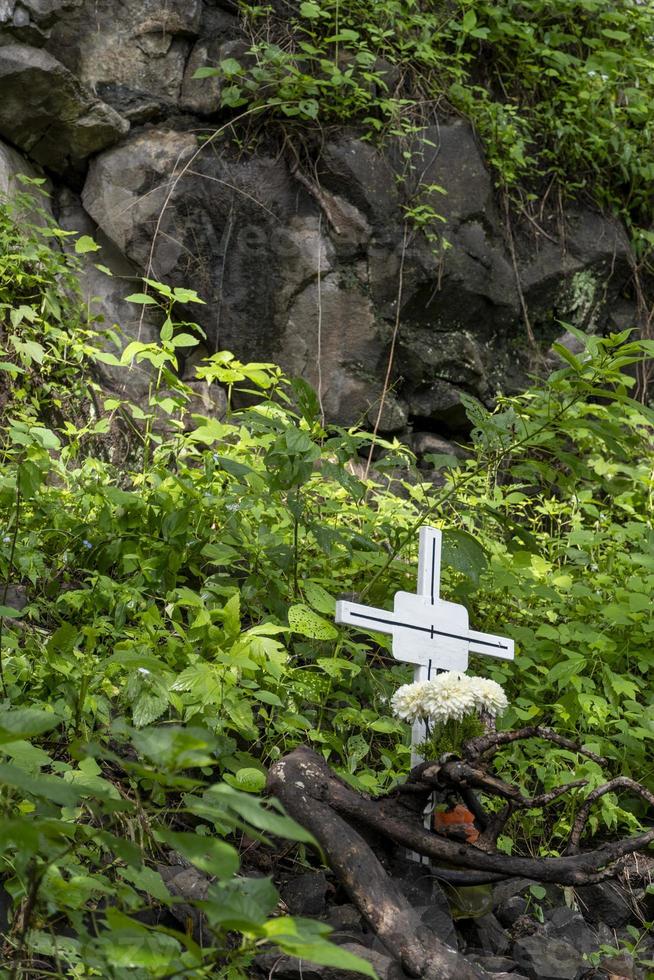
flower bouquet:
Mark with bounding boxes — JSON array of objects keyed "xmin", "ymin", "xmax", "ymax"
[{"xmin": 391, "ymin": 670, "xmax": 508, "ymax": 759}]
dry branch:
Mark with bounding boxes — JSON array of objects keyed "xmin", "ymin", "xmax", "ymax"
[{"xmin": 268, "ymin": 737, "xmax": 654, "ymax": 980}]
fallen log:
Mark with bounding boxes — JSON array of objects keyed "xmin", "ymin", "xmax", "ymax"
[{"xmin": 268, "ymin": 736, "xmax": 654, "ymax": 980}]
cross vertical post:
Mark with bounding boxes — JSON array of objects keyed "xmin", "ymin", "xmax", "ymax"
[{"xmin": 411, "ymin": 526, "xmax": 442, "ymax": 763}]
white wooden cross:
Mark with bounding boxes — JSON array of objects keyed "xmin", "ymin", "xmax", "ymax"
[{"xmin": 335, "ymin": 526, "xmax": 514, "ymax": 761}]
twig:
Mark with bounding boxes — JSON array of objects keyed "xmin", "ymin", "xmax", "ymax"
[
  {"xmin": 566, "ymin": 777, "xmax": 654, "ymax": 855},
  {"xmin": 363, "ymin": 222, "xmax": 409, "ymax": 480},
  {"xmin": 462, "ymin": 726, "xmax": 607, "ymax": 767},
  {"xmin": 0, "ymin": 482, "xmax": 21, "ymax": 697},
  {"xmin": 502, "ymin": 191, "xmax": 538, "ymax": 352}
]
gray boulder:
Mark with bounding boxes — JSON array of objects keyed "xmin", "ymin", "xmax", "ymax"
[
  {"xmin": 575, "ymin": 880, "xmax": 636, "ymax": 929},
  {"xmin": 0, "ymin": 0, "xmax": 81, "ymax": 46},
  {"xmin": 543, "ymin": 907, "xmax": 597, "ymax": 955},
  {"xmin": 512, "ymin": 935, "xmax": 583, "ymax": 980},
  {"xmin": 0, "ymin": 137, "xmax": 48, "ymax": 203},
  {"xmin": 45, "ymin": 0, "xmax": 203, "ymax": 118},
  {"xmin": 0, "ymin": 44, "xmax": 128, "ymax": 173}
]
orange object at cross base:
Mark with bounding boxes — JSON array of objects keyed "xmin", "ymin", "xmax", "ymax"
[{"xmin": 433, "ymin": 804, "xmax": 480, "ymax": 844}]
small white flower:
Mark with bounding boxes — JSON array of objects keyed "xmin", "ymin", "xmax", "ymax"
[
  {"xmin": 422, "ymin": 671, "xmax": 477, "ymax": 723},
  {"xmin": 390, "ymin": 681, "xmax": 431, "ymax": 723},
  {"xmin": 468, "ymin": 676, "xmax": 509, "ymax": 717},
  {"xmin": 137, "ymin": 667, "xmax": 151, "ymax": 676}
]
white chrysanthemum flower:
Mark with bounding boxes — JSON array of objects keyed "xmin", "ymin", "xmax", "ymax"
[
  {"xmin": 422, "ymin": 671, "xmax": 478, "ymax": 723},
  {"xmin": 468, "ymin": 676, "xmax": 509, "ymax": 717},
  {"xmin": 390, "ymin": 681, "xmax": 430, "ymax": 723}
]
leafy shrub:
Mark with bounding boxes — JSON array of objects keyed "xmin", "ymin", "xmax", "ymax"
[{"xmin": 1, "ymin": 183, "xmax": 654, "ymax": 972}]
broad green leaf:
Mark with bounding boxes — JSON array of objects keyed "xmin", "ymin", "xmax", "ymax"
[
  {"xmin": 303, "ymin": 582, "xmax": 336, "ymax": 615},
  {"xmin": 0, "ymin": 709, "xmax": 59, "ymax": 744},
  {"xmin": 231, "ymin": 768, "xmax": 267, "ymax": 793},
  {"xmin": 124, "ymin": 293, "xmax": 158, "ymax": 305},
  {"xmin": 157, "ymin": 829, "xmax": 239, "ymax": 878},
  {"xmin": 191, "ymin": 783, "xmax": 318, "ymax": 845},
  {"xmin": 0, "ymin": 762, "xmax": 81, "ymax": 805},
  {"xmin": 442, "ymin": 528, "xmax": 487, "ymax": 586},
  {"xmin": 263, "ymin": 918, "xmax": 378, "ymax": 977},
  {"xmin": 74, "ymin": 235, "xmax": 100, "ymax": 254},
  {"xmin": 118, "ymin": 865, "xmax": 172, "ymax": 903},
  {"xmin": 288, "ymin": 604, "xmax": 337, "ymax": 640}
]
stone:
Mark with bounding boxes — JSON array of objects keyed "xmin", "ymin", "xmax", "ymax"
[
  {"xmin": 462, "ymin": 913, "xmax": 511, "ymax": 956},
  {"xmin": 469, "ymin": 954, "xmax": 521, "ymax": 974},
  {"xmin": 543, "ymin": 906, "xmax": 597, "ymax": 955},
  {"xmin": 0, "ymin": 138, "xmax": 49, "ymax": 206},
  {"xmin": 280, "ymin": 872, "xmax": 329, "ymax": 917},
  {"xmin": 576, "ymin": 881, "xmax": 635, "ymax": 929},
  {"xmin": 389, "ymin": 859, "xmax": 452, "ymax": 909},
  {"xmin": 319, "ymin": 136, "xmax": 400, "ymax": 224},
  {"xmin": 67, "ymin": 106, "xmax": 634, "ymax": 439},
  {"xmin": 365, "ymin": 394, "xmax": 408, "ymax": 434},
  {"xmin": 0, "ymin": 44, "xmax": 128, "ymax": 173},
  {"xmin": 0, "ymin": 0, "xmax": 81, "ymax": 45},
  {"xmin": 277, "ymin": 276, "xmax": 385, "ymax": 424},
  {"xmin": 157, "ymin": 863, "xmax": 209, "ymax": 943},
  {"xmin": 598, "ymin": 950, "xmax": 638, "ymax": 980},
  {"xmin": 3, "ymin": 584, "xmax": 28, "ymax": 610},
  {"xmin": 184, "ymin": 381, "xmax": 227, "ymax": 424},
  {"xmin": 512, "ymin": 935, "xmax": 583, "ymax": 980},
  {"xmin": 324, "ymin": 904, "xmax": 363, "ymax": 933},
  {"xmin": 407, "ymin": 380, "xmax": 472, "ymax": 434},
  {"xmin": 415, "ymin": 904, "xmax": 458, "ymax": 951},
  {"xmin": 399, "ymin": 122, "xmax": 496, "ymax": 227},
  {"xmin": 409, "ymin": 431, "xmax": 469, "ymax": 461},
  {"xmin": 45, "ymin": 0, "xmax": 201, "ymax": 116},
  {"xmin": 398, "ymin": 326, "xmax": 487, "ymax": 392},
  {"xmin": 495, "ymin": 895, "xmax": 529, "ymax": 929},
  {"xmin": 180, "ymin": 37, "xmax": 250, "ymax": 115}
]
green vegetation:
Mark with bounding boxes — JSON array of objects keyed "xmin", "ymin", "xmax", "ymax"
[
  {"xmin": 199, "ymin": 0, "xmax": 654, "ymax": 256},
  {"xmin": 0, "ymin": 174, "xmax": 653, "ymax": 972}
]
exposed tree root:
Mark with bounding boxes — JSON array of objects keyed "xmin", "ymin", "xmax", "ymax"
[{"xmin": 268, "ymin": 737, "xmax": 654, "ymax": 980}]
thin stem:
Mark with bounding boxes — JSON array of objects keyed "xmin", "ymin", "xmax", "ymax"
[{"xmin": 0, "ymin": 481, "xmax": 22, "ymax": 698}]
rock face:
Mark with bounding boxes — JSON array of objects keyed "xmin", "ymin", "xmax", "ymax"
[
  {"xmin": 0, "ymin": 44, "xmax": 128, "ymax": 173},
  {"xmin": 0, "ymin": 0, "xmax": 637, "ymax": 435}
]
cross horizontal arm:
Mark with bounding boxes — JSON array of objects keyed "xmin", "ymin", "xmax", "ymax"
[
  {"xmin": 468, "ymin": 629, "xmax": 514, "ymax": 660},
  {"xmin": 334, "ymin": 600, "xmax": 399, "ymax": 636}
]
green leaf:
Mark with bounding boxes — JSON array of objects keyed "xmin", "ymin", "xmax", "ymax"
[
  {"xmin": 442, "ymin": 529, "xmax": 487, "ymax": 586},
  {"xmin": 0, "ymin": 709, "xmax": 59, "ymax": 744},
  {"xmin": 0, "ymin": 762, "xmax": 81, "ymax": 805},
  {"xmin": 74, "ymin": 235, "xmax": 101, "ymax": 254},
  {"xmin": 193, "ymin": 66, "xmax": 221, "ymax": 79},
  {"xmin": 218, "ymin": 58, "xmax": 242, "ymax": 77},
  {"xmin": 191, "ymin": 783, "xmax": 318, "ymax": 845},
  {"xmin": 263, "ymin": 918, "xmax": 378, "ymax": 977},
  {"xmin": 300, "ymin": 1, "xmax": 321, "ymax": 18},
  {"xmin": 0, "ymin": 606, "xmax": 24, "ymax": 620},
  {"xmin": 132, "ymin": 693, "xmax": 169, "ymax": 728},
  {"xmin": 171, "ymin": 333, "xmax": 200, "ymax": 348},
  {"xmin": 461, "ymin": 8, "xmax": 477, "ymax": 31},
  {"xmin": 118, "ymin": 866, "xmax": 172, "ymax": 903},
  {"xmin": 288, "ymin": 604, "xmax": 337, "ymax": 640},
  {"xmin": 157, "ymin": 830, "xmax": 239, "ymax": 878},
  {"xmin": 124, "ymin": 293, "xmax": 158, "ymax": 305},
  {"xmin": 303, "ymin": 582, "xmax": 336, "ymax": 615},
  {"xmin": 232, "ymin": 768, "xmax": 267, "ymax": 793}
]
